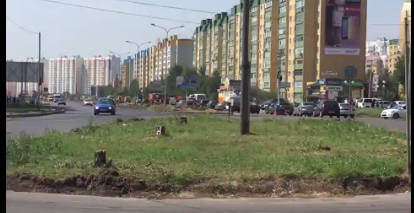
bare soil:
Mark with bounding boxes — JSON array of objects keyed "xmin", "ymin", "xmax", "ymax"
[{"xmin": 6, "ymin": 169, "xmax": 411, "ymax": 199}]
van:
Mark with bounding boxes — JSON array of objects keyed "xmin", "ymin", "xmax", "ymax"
[{"xmin": 357, "ymin": 98, "xmax": 374, "ymax": 108}]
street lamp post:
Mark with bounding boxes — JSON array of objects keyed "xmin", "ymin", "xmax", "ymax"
[
  {"xmin": 344, "ymin": 80, "xmax": 354, "ymax": 119},
  {"xmin": 150, "ymin": 24, "xmax": 184, "ymax": 105}
]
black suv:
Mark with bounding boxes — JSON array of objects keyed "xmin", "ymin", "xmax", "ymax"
[{"xmin": 314, "ymin": 100, "xmax": 340, "ymax": 118}]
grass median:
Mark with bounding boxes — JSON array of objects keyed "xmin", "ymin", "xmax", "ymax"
[
  {"xmin": 356, "ymin": 108, "xmax": 383, "ymax": 118},
  {"xmin": 6, "ymin": 115, "xmax": 410, "ymax": 198},
  {"xmin": 6, "ymin": 104, "xmax": 51, "ymax": 113}
]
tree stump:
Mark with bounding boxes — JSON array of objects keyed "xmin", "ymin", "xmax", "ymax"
[
  {"xmin": 155, "ymin": 125, "xmax": 166, "ymax": 136},
  {"xmin": 94, "ymin": 150, "xmax": 107, "ymax": 167},
  {"xmin": 179, "ymin": 116, "xmax": 187, "ymax": 124}
]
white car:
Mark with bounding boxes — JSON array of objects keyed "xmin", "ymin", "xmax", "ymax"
[
  {"xmin": 381, "ymin": 105, "xmax": 407, "ymax": 119},
  {"xmin": 83, "ymin": 99, "xmax": 93, "ymax": 106}
]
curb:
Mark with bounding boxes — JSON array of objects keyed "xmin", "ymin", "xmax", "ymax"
[{"xmin": 6, "ymin": 108, "xmax": 66, "ymax": 118}]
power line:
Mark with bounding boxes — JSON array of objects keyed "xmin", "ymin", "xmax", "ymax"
[
  {"xmin": 116, "ymin": 0, "xmax": 216, "ymax": 14},
  {"xmin": 38, "ymin": 0, "xmax": 198, "ymax": 24},
  {"xmin": 6, "ymin": 16, "xmax": 38, "ymax": 34}
]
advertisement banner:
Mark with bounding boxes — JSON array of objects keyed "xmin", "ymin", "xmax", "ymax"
[
  {"xmin": 324, "ymin": 0, "xmax": 361, "ymax": 55},
  {"xmin": 176, "ymin": 76, "xmax": 198, "ymax": 88}
]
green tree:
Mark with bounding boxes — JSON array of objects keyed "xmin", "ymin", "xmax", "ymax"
[
  {"xmin": 379, "ymin": 71, "xmax": 399, "ymax": 100},
  {"xmin": 206, "ymin": 70, "xmax": 221, "ymax": 100},
  {"xmin": 197, "ymin": 67, "xmax": 209, "ymax": 94},
  {"xmin": 129, "ymin": 79, "xmax": 140, "ymax": 97},
  {"xmin": 392, "ymin": 55, "xmax": 406, "ymax": 86}
]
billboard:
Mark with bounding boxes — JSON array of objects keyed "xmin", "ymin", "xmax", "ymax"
[
  {"xmin": 6, "ymin": 62, "xmax": 44, "ymax": 83},
  {"xmin": 324, "ymin": 0, "xmax": 361, "ymax": 55},
  {"xmin": 176, "ymin": 76, "xmax": 198, "ymax": 88}
]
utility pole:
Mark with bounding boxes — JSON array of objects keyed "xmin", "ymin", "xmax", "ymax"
[
  {"xmin": 240, "ymin": 0, "xmax": 251, "ymax": 135},
  {"xmin": 37, "ymin": 32, "xmax": 41, "ymax": 111},
  {"xmin": 404, "ymin": 11, "xmax": 411, "ymax": 175}
]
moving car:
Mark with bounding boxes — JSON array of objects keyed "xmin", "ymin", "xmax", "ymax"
[
  {"xmin": 83, "ymin": 99, "xmax": 93, "ymax": 106},
  {"xmin": 293, "ymin": 102, "xmax": 315, "ymax": 116},
  {"xmin": 94, "ymin": 98, "xmax": 116, "ymax": 115},
  {"xmin": 381, "ymin": 105, "xmax": 406, "ymax": 119},
  {"xmin": 265, "ymin": 102, "xmax": 294, "ymax": 115},
  {"xmin": 57, "ymin": 98, "xmax": 66, "ymax": 106},
  {"xmin": 313, "ymin": 100, "xmax": 340, "ymax": 118},
  {"xmin": 250, "ymin": 103, "xmax": 261, "ymax": 114},
  {"xmin": 260, "ymin": 99, "xmax": 277, "ymax": 110},
  {"xmin": 339, "ymin": 103, "xmax": 355, "ymax": 118}
]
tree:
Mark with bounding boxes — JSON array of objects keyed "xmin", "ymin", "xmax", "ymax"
[
  {"xmin": 206, "ymin": 70, "xmax": 221, "ymax": 100},
  {"xmin": 392, "ymin": 55, "xmax": 406, "ymax": 86},
  {"xmin": 379, "ymin": 71, "xmax": 399, "ymax": 101},
  {"xmin": 129, "ymin": 79, "xmax": 140, "ymax": 97}
]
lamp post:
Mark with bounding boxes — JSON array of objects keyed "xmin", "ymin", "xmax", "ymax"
[{"xmin": 150, "ymin": 24, "xmax": 184, "ymax": 105}]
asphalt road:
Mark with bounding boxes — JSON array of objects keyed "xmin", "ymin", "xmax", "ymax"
[
  {"xmin": 6, "ymin": 101, "xmax": 409, "ymax": 136},
  {"xmin": 6, "ymin": 191, "xmax": 410, "ymax": 213},
  {"xmin": 6, "ymin": 102, "xmax": 168, "ymax": 137}
]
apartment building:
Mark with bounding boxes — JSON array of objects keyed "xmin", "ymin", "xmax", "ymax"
[
  {"xmin": 193, "ymin": 0, "xmax": 367, "ymax": 103},
  {"xmin": 135, "ymin": 49, "xmax": 151, "ymax": 88},
  {"xmin": 146, "ymin": 35, "xmax": 193, "ymax": 84},
  {"xmin": 387, "ymin": 39, "xmax": 401, "ymax": 73},
  {"xmin": 48, "ymin": 56, "xmax": 84, "ymax": 94},
  {"xmin": 400, "ymin": 1, "xmax": 411, "ymax": 53},
  {"xmin": 83, "ymin": 56, "xmax": 121, "ymax": 95},
  {"xmin": 122, "ymin": 56, "xmax": 134, "ymax": 88}
]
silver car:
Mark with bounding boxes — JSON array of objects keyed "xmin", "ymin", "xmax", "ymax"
[
  {"xmin": 83, "ymin": 99, "xmax": 93, "ymax": 106},
  {"xmin": 57, "ymin": 98, "xmax": 66, "ymax": 105},
  {"xmin": 339, "ymin": 103, "xmax": 355, "ymax": 118},
  {"xmin": 293, "ymin": 102, "xmax": 315, "ymax": 116}
]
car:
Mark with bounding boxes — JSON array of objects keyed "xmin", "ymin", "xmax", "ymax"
[
  {"xmin": 381, "ymin": 105, "xmax": 406, "ymax": 119},
  {"xmin": 357, "ymin": 98, "xmax": 374, "ymax": 108},
  {"xmin": 339, "ymin": 103, "xmax": 355, "ymax": 118},
  {"xmin": 260, "ymin": 99, "xmax": 277, "ymax": 110},
  {"xmin": 94, "ymin": 98, "xmax": 116, "ymax": 115},
  {"xmin": 250, "ymin": 103, "xmax": 261, "ymax": 114},
  {"xmin": 313, "ymin": 100, "xmax": 340, "ymax": 118},
  {"xmin": 293, "ymin": 102, "xmax": 315, "ymax": 116},
  {"xmin": 207, "ymin": 100, "xmax": 218, "ymax": 109},
  {"xmin": 83, "ymin": 99, "xmax": 93, "ymax": 106},
  {"xmin": 57, "ymin": 98, "xmax": 66, "ymax": 105},
  {"xmin": 388, "ymin": 101, "xmax": 406, "ymax": 109}
]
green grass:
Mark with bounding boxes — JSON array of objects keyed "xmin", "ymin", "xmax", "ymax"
[
  {"xmin": 6, "ymin": 104, "xmax": 50, "ymax": 113},
  {"xmin": 6, "ymin": 115, "xmax": 407, "ymax": 186},
  {"xmin": 356, "ymin": 108, "xmax": 383, "ymax": 117}
]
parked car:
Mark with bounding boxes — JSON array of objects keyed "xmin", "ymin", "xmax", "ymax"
[
  {"xmin": 339, "ymin": 103, "xmax": 355, "ymax": 118},
  {"xmin": 83, "ymin": 99, "xmax": 93, "ymax": 106},
  {"xmin": 94, "ymin": 98, "xmax": 116, "ymax": 115},
  {"xmin": 250, "ymin": 103, "xmax": 261, "ymax": 114},
  {"xmin": 357, "ymin": 98, "xmax": 374, "ymax": 108},
  {"xmin": 375, "ymin": 101, "xmax": 391, "ymax": 109},
  {"xmin": 313, "ymin": 100, "xmax": 340, "ymax": 118},
  {"xmin": 266, "ymin": 102, "xmax": 294, "ymax": 115},
  {"xmin": 381, "ymin": 105, "xmax": 406, "ymax": 119},
  {"xmin": 207, "ymin": 100, "xmax": 218, "ymax": 109},
  {"xmin": 293, "ymin": 102, "xmax": 315, "ymax": 116},
  {"xmin": 388, "ymin": 101, "xmax": 406, "ymax": 109},
  {"xmin": 57, "ymin": 98, "xmax": 66, "ymax": 106},
  {"xmin": 260, "ymin": 99, "xmax": 277, "ymax": 110}
]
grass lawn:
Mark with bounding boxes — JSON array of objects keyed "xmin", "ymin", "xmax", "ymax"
[
  {"xmin": 6, "ymin": 104, "xmax": 50, "ymax": 113},
  {"xmin": 6, "ymin": 115, "xmax": 407, "ymax": 186},
  {"xmin": 356, "ymin": 108, "xmax": 383, "ymax": 117}
]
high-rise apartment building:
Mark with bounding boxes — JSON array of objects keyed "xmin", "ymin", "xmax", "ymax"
[
  {"xmin": 387, "ymin": 39, "xmax": 401, "ymax": 73},
  {"xmin": 48, "ymin": 56, "xmax": 84, "ymax": 94},
  {"xmin": 400, "ymin": 1, "xmax": 411, "ymax": 53},
  {"xmin": 193, "ymin": 0, "xmax": 367, "ymax": 103},
  {"xmin": 122, "ymin": 56, "xmax": 134, "ymax": 88},
  {"xmin": 135, "ymin": 49, "xmax": 151, "ymax": 88},
  {"xmin": 83, "ymin": 56, "xmax": 121, "ymax": 94},
  {"xmin": 147, "ymin": 35, "xmax": 194, "ymax": 83}
]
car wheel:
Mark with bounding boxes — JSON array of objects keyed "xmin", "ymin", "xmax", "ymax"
[
  {"xmin": 392, "ymin": 113, "xmax": 400, "ymax": 119},
  {"xmin": 111, "ymin": 111, "xmax": 116, "ymax": 115},
  {"xmin": 94, "ymin": 112, "xmax": 98, "ymax": 116},
  {"xmin": 350, "ymin": 115, "xmax": 355, "ymax": 119},
  {"xmin": 343, "ymin": 115, "xmax": 348, "ymax": 118}
]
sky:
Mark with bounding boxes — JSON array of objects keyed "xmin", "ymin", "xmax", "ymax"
[{"xmin": 6, "ymin": 0, "xmax": 408, "ymax": 60}]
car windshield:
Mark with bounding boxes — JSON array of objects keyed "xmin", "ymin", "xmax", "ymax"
[
  {"xmin": 97, "ymin": 99, "xmax": 112, "ymax": 104},
  {"xmin": 85, "ymin": 99, "xmax": 91, "ymax": 101},
  {"xmin": 302, "ymin": 102, "xmax": 314, "ymax": 106}
]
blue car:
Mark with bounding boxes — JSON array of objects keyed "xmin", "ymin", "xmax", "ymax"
[{"xmin": 94, "ymin": 98, "xmax": 116, "ymax": 115}]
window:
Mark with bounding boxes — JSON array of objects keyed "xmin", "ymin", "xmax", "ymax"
[
  {"xmin": 279, "ymin": 17, "xmax": 286, "ymax": 25},
  {"xmin": 279, "ymin": 6, "xmax": 286, "ymax": 14}
]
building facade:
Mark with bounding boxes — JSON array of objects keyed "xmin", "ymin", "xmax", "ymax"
[
  {"xmin": 387, "ymin": 39, "xmax": 401, "ymax": 73},
  {"xmin": 193, "ymin": 0, "xmax": 367, "ymax": 103},
  {"xmin": 48, "ymin": 56, "xmax": 84, "ymax": 94},
  {"xmin": 122, "ymin": 56, "xmax": 134, "ymax": 88},
  {"xmin": 144, "ymin": 35, "xmax": 193, "ymax": 86},
  {"xmin": 83, "ymin": 56, "xmax": 121, "ymax": 95}
]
